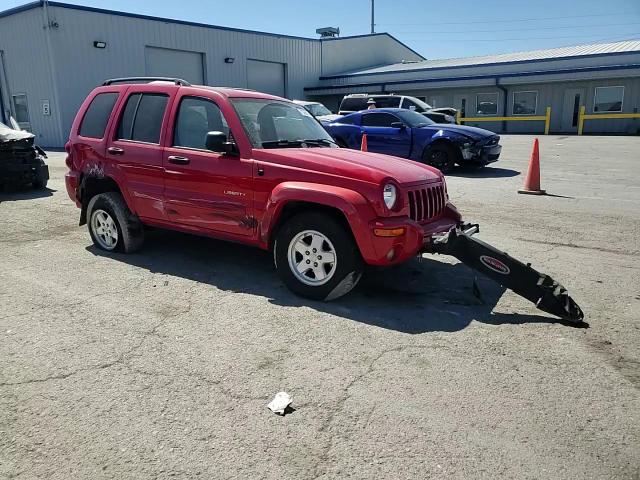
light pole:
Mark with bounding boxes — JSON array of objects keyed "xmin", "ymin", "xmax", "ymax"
[{"xmin": 371, "ymin": 0, "xmax": 375, "ymax": 34}]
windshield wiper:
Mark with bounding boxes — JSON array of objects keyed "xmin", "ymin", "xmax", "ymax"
[
  {"xmin": 261, "ymin": 138, "xmax": 336, "ymax": 148},
  {"xmin": 302, "ymin": 138, "xmax": 336, "ymax": 147},
  {"xmin": 261, "ymin": 139, "xmax": 305, "ymax": 148}
]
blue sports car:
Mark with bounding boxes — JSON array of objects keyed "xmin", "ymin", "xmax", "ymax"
[{"xmin": 323, "ymin": 108, "xmax": 502, "ymax": 173}]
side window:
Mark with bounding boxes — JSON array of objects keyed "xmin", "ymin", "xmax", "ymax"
[
  {"xmin": 116, "ymin": 93, "xmax": 168, "ymax": 144},
  {"xmin": 173, "ymin": 97, "xmax": 229, "ymax": 150},
  {"xmin": 79, "ymin": 92, "xmax": 118, "ymax": 138},
  {"xmin": 401, "ymin": 98, "xmax": 423, "ymax": 112},
  {"xmin": 373, "ymin": 97, "xmax": 401, "ymax": 108},
  {"xmin": 340, "ymin": 97, "xmax": 367, "ymax": 111},
  {"xmin": 361, "ymin": 113, "xmax": 398, "ymax": 127}
]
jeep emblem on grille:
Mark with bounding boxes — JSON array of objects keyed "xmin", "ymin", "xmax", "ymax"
[{"xmin": 479, "ymin": 255, "xmax": 510, "ymax": 275}]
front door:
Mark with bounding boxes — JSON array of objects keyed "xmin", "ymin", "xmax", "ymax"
[
  {"xmin": 453, "ymin": 94, "xmax": 469, "ymax": 121},
  {"xmin": 360, "ymin": 112, "xmax": 411, "ymax": 157},
  {"xmin": 561, "ymin": 88, "xmax": 585, "ymax": 133},
  {"xmin": 163, "ymin": 94, "xmax": 253, "ymax": 237}
]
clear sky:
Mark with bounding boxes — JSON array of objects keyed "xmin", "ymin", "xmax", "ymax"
[{"xmin": 1, "ymin": 0, "xmax": 639, "ymax": 59}]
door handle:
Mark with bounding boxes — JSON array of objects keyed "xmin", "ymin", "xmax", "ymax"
[
  {"xmin": 168, "ymin": 155, "xmax": 190, "ymax": 165},
  {"xmin": 107, "ymin": 147, "xmax": 124, "ymax": 156}
]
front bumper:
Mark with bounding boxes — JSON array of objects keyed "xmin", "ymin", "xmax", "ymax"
[
  {"xmin": 362, "ymin": 206, "xmax": 460, "ymax": 266},
  {"xmin": 0, "ymin": 160, "xmax": 49, "ymax": 185},
  {"xmin": 460, "ymin": 140, "xmax": 502, "ymax": 165}
]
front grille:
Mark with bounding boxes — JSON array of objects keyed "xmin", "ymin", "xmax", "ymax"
[{"xmin": 407, "ymin": 184, "xmax": 447, "ymax": 222}]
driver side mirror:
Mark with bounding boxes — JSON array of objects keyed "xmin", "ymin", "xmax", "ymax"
[
  {"xmin": 205, "ymin": 131, "xmax": 238, "ymax": 156},
  {"xmin": 390, "ymin": 122, "xmax": 406, "ymax": 129}
]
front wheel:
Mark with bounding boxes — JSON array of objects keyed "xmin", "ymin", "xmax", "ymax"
[
  {"xmin": 422, "ymin": 144, "xmax": 456, "ymax": 173},
  {"xmin": 274, "ymin": 212, "xmax": 363, "ymax": 301}
]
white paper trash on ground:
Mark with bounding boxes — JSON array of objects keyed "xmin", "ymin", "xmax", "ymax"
[{"xmin": 267, "ymin": 391, "xmax": 292, "ymax": 415}]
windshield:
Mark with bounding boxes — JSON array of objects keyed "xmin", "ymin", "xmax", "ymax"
[
  {"xmin": 305, "ymin": 103, "xmax": 332, "ymax": 117},
  {"xmin": 395, "ymin": 110, "xmax": 436, "ymax": 127},
  {"xmin": 231, "ymin": 99, "xmax": 336, "ymax": 148}
]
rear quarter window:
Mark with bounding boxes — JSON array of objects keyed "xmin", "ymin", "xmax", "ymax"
[{"xmin": 79, "ymin": 92, "xmax": 119, "ymax": 138}]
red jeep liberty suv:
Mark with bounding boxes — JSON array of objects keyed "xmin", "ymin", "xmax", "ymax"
[{"xmin": 65, "ymin": 77, "xmax": 463, "ymax": 301}]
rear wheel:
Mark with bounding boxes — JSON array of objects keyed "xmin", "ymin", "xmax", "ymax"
[
  {"xmin": 87, "ymin": 192, "xmax": 144, "ymax": 253},
  {"xmin": 274, "ymin": 212, "xmax": 363, "ymax": 301},
  {"xmin": 423, "ymin": 143, "xmax": 456, "ymax": 173}
]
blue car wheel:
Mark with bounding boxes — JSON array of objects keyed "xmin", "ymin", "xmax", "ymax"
[{"xmin": 422, "ymin": 144, "xmax": 456, "ymax": 173}]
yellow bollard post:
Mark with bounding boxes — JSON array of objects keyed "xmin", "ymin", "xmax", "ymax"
[
  {"xmin": 544, "ymin": 106, "xmax": 551, "ymax": 135},
  {"xmin": 577, "ymin": 105, "xmax": 586, "ymax": 135},
  {"xmin": 456, "ymin": 110, "xmax": 461, "ymax": 125}
]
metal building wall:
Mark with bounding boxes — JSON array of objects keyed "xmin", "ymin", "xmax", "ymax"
[
  {"xmin": 0, "ymin": 7, "xmax": 63, "ymax": 146},
  {"xmin": 320, "ymin": 34, "xmax": 423, "ymax": 77},
  {"xmin": 45, "ymin": 5, "xmax": 323, "ymax": 146}
]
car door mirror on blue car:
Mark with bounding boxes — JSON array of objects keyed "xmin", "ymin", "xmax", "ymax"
[{"xmin": 390, "ymin": 122, "xmax": 406, "ymax": 129}]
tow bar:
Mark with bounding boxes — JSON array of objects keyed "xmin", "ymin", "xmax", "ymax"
[{"xmin": 429, "ymin": 224, "xmax": 584, "ymax": 324}]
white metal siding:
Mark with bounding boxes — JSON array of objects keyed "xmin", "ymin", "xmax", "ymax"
[
  {"xmin": 0, "ymin": 8, "xmax": 62, "ymax": 146},
  {"xmin": 246, "ymin": 59, "xmax": 285, "ymax": 97},
  {"xmin": 145, "ymin": 46, "xmax": 204, "ymax": 84}
]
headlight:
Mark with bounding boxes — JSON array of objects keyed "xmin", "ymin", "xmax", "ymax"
[{"xmin": 383, "ymin": 183, "xmax": 397, "ymax": 209}]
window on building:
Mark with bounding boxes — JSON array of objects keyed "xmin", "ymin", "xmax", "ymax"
[
  {"xmin": 117, "ymin": 93, "xmax": 168, "ymax": 144},
  {"xmin": 11, "ymin": 94, "xmax": 30, "ymax": 124},
  {"xmin": 79, "ymin": 93, "xmax": 119, "ymax": 138},
  {"xmin": 594, "ymin": 86, "xmax": 624, "ymax": 113},
  {"xmin": 475, "ymin": 93, "xmax": 498, "ymax": 115},
  {"xmin": 512, "ymin": 91, "xmax": 537, "ymax": 115},
  {"xmin": 173, "ymin": 97, "xmax": 229, "ymax": 150},
  {"xmin": 361, "ymin": 112, "xmax": 400, "ymax": 127}
]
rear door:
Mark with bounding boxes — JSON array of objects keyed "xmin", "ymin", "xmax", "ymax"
[
  {"xmin": 72, "ymin": 89, "xmax": 121, "ymax": 190},
  {"xmin": 360, "ymin": 112, "xmax": 411, "ymax": 157},
  {"xmin": 106, "ymin": 85, "xmax": 175, "ymax": 221},
  {"xmin": 162, "ymin": 93, "xmax": 254, "ymax": 236}
]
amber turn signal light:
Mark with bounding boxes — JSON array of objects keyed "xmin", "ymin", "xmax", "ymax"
[{"xmin": 373, "ymin": 227, "xmax": 405, "ymax": 237}]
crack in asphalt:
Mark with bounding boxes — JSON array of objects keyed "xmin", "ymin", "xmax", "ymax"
[
  {"xmin": 0, "ymin": 285, "xmax": 196, "ymax": 388},
  {"xmin": 312, "ymin": 344, "xmax": 436, "ymax": 478}
]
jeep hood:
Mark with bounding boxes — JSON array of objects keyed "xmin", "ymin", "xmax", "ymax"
[
  {"xmin": 426, "ymin": 123, "xmax": 496, "ymax": 140},
  {"xmin": 253, "ymin": 147, "xmax": 442, "ymax": 185}
]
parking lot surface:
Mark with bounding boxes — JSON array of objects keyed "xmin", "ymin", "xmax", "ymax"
[{"xmin": 1, "ymin": 135, "xmax": 639, "ymax": 479}]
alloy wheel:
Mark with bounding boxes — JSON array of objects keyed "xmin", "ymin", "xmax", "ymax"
[
  {"xmin": 287, "ymin": 230, "xmax": 337, "ymax": 286},
  {"xmin": 91, "ymin": 209, "xmax": 119, "ymax": 250}
]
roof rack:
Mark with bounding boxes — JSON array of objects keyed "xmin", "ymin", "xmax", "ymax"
[{"xmin": 102, "ymin": 77, "xmax": 191, "ymax": 86}]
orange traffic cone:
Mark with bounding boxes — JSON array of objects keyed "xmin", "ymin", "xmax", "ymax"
[
  {"xmin": 360, "ymin": 133, "xmax": 368, "ymax": 152},
  {"xmin": 518, "ymin": 138, "xmax": 546, "ymax": 195}
]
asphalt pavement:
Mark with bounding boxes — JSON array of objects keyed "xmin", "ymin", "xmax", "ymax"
[{"xmin": 1, "ymin": 135, "xmax": 639, "ymax": 479}]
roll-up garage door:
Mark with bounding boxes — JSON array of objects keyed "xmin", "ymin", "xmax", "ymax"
[
  {"xmin": 246, "ymin": 60, "xmax": 285, "ymax": 97},
  {"xmin": 145, "ymin": 47, "xmax": 204, "ymax": 85}
]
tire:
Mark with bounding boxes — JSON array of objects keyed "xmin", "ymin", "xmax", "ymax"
[
  {"xmin": 422, "ymin": 143, "xmax": 456, "ymax": 173},
  {"xmin": 274, "ymin": 212, "xmax": 363, "ymax": 301},
  {"xmin": 32, "ymin": 172, "xmax": 48, "ymax": 189},
  {"xmin": 87, "ymin": 192, "xmax": 144, "ymax": 253}
]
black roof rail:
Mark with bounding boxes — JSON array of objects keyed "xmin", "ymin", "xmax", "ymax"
[{"xmin": 102, "ymin": 77, "xmax": 191, "ymax": 86}]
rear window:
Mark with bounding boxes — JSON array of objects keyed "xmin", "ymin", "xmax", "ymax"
[
  {"xmin": 117, "ymin": 93, "xmax": 169, "ymax": 144},
  {"xmin": 79, "ymin": 92, "xmax": 118, "ymax": 138},
  {"xmin": 340, "ymin": 97, "xmax": 367, "ymax": 112}
]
